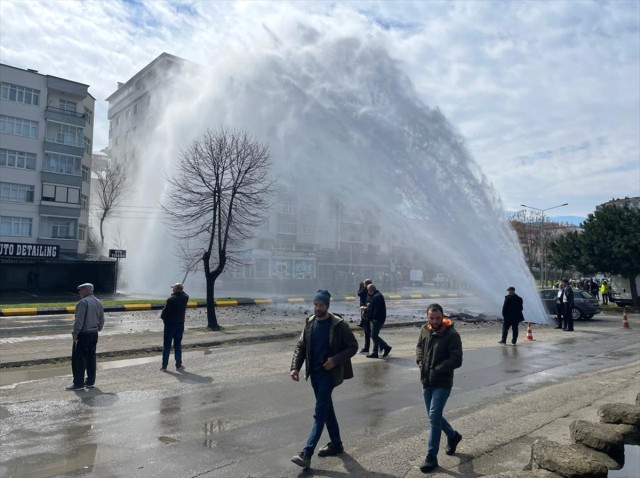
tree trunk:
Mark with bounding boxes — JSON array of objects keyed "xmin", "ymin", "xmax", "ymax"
[
  {"xmin": 205, "ymin": 273, "xmax": 220, "ymax": 330},
  {"xmin": 99, "ymin": 215, "xmax": 106, "ymax": 248},
  {"xmin": 629, "ymin": 273, "xmax": 639, "ymax": 307}
]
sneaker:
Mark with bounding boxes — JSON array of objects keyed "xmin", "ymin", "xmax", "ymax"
[
  {"xmin": 160, "ymin": 367, "xmax": 168, "ymax": 372},
  {"xmin": 510, "ymin": 343, "xmax": 517, "ymax": 346},
  {"xmin": 291, "ymin": 451, "xmax": 311, "ymax": 469},
  {"xmin": 318, "ymin": 442, "xmax": 344, "ymax": 457},
  {"xmin": 419, "ymin": 454, "xmax": 438, "ymax": 473},
  {"xmin": 84, "ymin": 383, "xmax": 95, "ymax": 389},
  {"xmin": 446, "ymin": 432, "xmax": 462, "ymax": 455},
  {"xmin": 498, "ymin": 341, "xmax": 506, "ymax": 345},
  {"xmin": 176, "ymin": 366, "xmax": 185, "ymax": 371},
  {"xmin": 366, "ymin": 354, "xmax": 379, "ymax": 359},
  {"xmin": 65, "ymin": 384, "xmax": 85, "ymax": 391},
  {"xmin": 359, "ymin": 348, "xmax": 369, "ymax": 354},
  {"xmin": 383, "ymin": 346, "xmax": 392, "ymax": 358}
]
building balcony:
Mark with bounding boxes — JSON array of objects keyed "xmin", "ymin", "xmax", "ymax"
[{"xmin": 45, "ymin": 106, "xmax": 86, "ymax": 127}]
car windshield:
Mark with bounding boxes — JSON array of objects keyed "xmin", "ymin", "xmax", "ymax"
[{"xmin": 580, "ymin": 291, "xmax": 594, "ymax": 299}]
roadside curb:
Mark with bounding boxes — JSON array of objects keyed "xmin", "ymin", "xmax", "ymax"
[
  {"xmin": 0, "ymin": 320, "xmax": 429, "ymax": 369},
  {"xmin": 0, "ymin": 293, "xmax": 466, "ymax": 317}
]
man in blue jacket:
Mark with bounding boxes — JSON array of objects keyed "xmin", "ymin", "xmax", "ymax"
[{"xmin": 290, "ymin": 290, "xmax": 359, "ymax": 470}]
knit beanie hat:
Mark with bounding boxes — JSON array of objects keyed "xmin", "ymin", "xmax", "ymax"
[{"xmin": 313, "ymin": 289, "xmax": 331, "ymax": 308}]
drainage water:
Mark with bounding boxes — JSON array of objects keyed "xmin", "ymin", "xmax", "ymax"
[{"xmin": 608, "ymin": 444, "xmax": 640, "ymax": 478}]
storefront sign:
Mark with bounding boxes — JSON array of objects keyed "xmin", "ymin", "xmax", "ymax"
[
  {"xmin": 0, "ymin": 242, "xmax": 60, "ymax": 259},
  {"xmin": 109, "ymin": 249, "xmax": 127, "ymax": 259}
]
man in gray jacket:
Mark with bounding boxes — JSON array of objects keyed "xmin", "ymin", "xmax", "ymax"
[{"xmin": 66, "ymin": 283, "xmax": 105, "ymax": 390}]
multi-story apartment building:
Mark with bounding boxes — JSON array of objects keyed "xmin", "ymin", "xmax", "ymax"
[
  {"xmin": 596, "ymin": 196, "xmax": 640, "ymax": 211},
  {"xmin": 0, "ymin": 63, "xmax": 115, "ymax": 292}
]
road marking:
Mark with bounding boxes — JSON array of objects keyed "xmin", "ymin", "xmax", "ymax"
[
  {"xmin": 215, "ymin": 300, "xmax": 238, "ymax": 306},
  {"xmin": 124, "ymin": 304, "xmax": 152, "ymax": 310},
  {"xmin": 287, "ymin": 298, "xmax": 305, "ymax": 303},
  {"xmin": 1, "ymin": 308, "xmax": 38, "ymax": 316},
  {"xmin": 253, "ymin": 299, "xmax": 273, "ymax": 304}
]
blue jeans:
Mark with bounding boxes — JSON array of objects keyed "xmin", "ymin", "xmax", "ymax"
[
  {"xmin": 162, "ymin": 322, "xmax": 184, "ymax": 368},
  {"xmin": 303, "ymin": 371, "xmax": 342, "ymax": 456},
  {"xmin": 423, "ymin": 387, "xmax": 455, "ymax": 457}
]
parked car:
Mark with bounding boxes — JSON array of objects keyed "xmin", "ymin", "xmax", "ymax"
[{"xmin": 539, "ymin": 289, "xmax": 601, "ymax": 321}]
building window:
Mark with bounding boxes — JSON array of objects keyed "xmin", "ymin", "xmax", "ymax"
[
  {"xmin": 0, "ymin": 216, "xmax": 32, "ymax": 236},
  {"xmin": 45, "ymin": 121, "xmax": 83, "ymax": 147},
  {"xmin": 0, "ymin": 182, "xmax": 35, "ymax": 202},
  {"xmin": 84, "ymin": 107, "xmax": 92, "ymax": 125},
  {"xmin": 59, "ymin": 99, "xmax": 77, "ymax": 114},
  {"xmin": 81, "ymin": 194, "xmax": 88, "ymax": 210},
  {"xmin": 278, "ymin": 203, "xmax": 296, "ymax": 214},
  {"xmin": 1, "ymin": 82, "xmax": 40, "ymax": 106},
  {"xmin": 48, "ymin": 218, "xmax": 76, "ymax": 239},
  {"xmin": 43, "ymin": 151, "xmax": 82, "ymax": 176},
  {"xmin": 133, "ymin": 103, "xmax": 139, "ymax": 114},
  {"xmin": 277, "ymin": 222, "xmax": 297, "ymax": 235},
  {"xmin": 0, "ymin": 115, "xmax": 38, "ymax": 138},
  {"xmin": 82, "ymin": 165, "xmax": 90, "ymax": 182},
  {"xmin": 78, "ymin": 224, "xmax": 86, "ymax": 240},
  {"xmin": 84, "ymin": 136, "xmax": 92, "ymax": 155},
  {"xmin": 42, "ymin": 184, "xmax": 80, "ymax": 204},
  {"xmin": 0, "ymin": 148, "xmax": 36, "ymax": 170}
]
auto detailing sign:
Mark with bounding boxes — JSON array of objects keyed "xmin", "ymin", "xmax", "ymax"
[{"xmin": 0, "ymin": 242, "xmax": 60, "ymax": 258}]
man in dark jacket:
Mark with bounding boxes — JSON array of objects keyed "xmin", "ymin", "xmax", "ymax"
[
  {"xmin": 416, "ymin": 303, "xmax": 463, "ymax": 473},
  {"xmin": 358, "ymin": 278, "xmax": 373, "ymax": 353},
  {"xmin": 561, "ymin": 278, "xmax": 575, "ymax": 331},
  {"xmin": 290, "ymin": 290, "xmax": 359, "ymax": 470},
  {"xmin": 365, "ymin": 283, "xmax": 392, "ymax": 358},
  {"xmin": 160, "ymin": 283, "xmax": 189, "ymax": 371},
  {"xmin": 499, "ymin": 286, "xmax": 524, "ymax": 345},
  {"xmin": 66, "ymin": 283, "xmax": 105, "ymax": 390}
]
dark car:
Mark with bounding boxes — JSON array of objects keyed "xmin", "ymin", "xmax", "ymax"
[{"xmin": 539, "ymin": 289, "xmax": 601, "ymax": 321}]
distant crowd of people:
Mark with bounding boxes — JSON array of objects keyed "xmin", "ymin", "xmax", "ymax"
[{"xmin": 562, "ymin": 277, "xmax": 611, "ymax": 305}]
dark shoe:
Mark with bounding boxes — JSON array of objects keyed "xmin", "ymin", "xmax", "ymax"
[
  {"xmin": 446, "ymin": 432, "xmax": 462, "ymax": 455},
  {"xmin": 160, "ymin": 367, "xmax": 167, "ymax": 371},
  {"xmin": 383, "ymin": 346, "xmax": 392, "ymax": 358},
  {"xmin": 419, "ymin": 454, "xmax": 438, "ymax": 473},
  {"xmin": 566, "ymin": 329, "xmax": 574, "ymax": 332},
  {"xmin": 65, "ymin": 384, "xmax": 84, "ymax": 391},
  {"xmin": 562, "ymin": 328, "xmax": 567, "ymax": 331},
  {"xmin": 554, "ymin": 326, "xmax": 562, "ymax": 329},
  {"xmin": 498, "ymin": 341, "xmax": 506, "ymax": 345},
  {"xmin": 511, "ymin": 342, "xmax": 517, "ymax": 346},
  {"xmin": 176, "ymin": 366, "xmax": 185, "ymax": 371},
  {"xmin": 291, "ymin": 451, "xmax": 311, "ymax": 469},
  {"xmin": 318, "ymin": 442, "xmax": 344, "ymax": 457},
  {"xmin": 84, "ymin": 383, "xmax": 95, "ymax": 389},
  {"xmin": 359, "ymin": 348, "xmax": 369, "ymax": 354},
  {"xmin": 366, "ymin": 354, "xmax": 379, "ymax": 359}
]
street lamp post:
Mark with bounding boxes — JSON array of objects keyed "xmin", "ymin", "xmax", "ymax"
[{"xmin": 520, "ymin": 202, "xmax": 569, "ymax": 287}]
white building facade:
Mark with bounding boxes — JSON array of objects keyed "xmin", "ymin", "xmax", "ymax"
[{"xmin": 0, "ymin": 63, "xmax": 95, "ymax": 254}]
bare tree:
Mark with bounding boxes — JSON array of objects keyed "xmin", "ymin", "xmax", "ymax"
[
  {"xmin": 94, "ymin": 160, "xmax": 129, "ymax": 249},
  {"xmin": 163, "ymin": 128, "xmax": 274, "ymax": 330}
]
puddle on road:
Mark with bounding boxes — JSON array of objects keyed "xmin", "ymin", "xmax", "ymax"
[
  {"xmin": 0, "ymin": 349, "xmax": 215, "ymax": 386},
  {"xmin": 2, "ymin": 443, "xmax": 128, "ymax": 478}
]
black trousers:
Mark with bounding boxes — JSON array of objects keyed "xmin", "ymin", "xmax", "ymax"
[
  {"xmin": 362, "ymin": 318, "xmax": 371, "ymax": 351},
  {"xmin": 72, "ymin": 332, "xmax": 98, "ymax": 386},
  {"xmin": 501, "ymin": 319, "xmax": 519, "ymax": 344},
  {"xmin": 371, "ymin": 320, "xmax": 389, "ymax": 355},
  {"xmin": 555, "ymin": 303, "xmax": 564, "ymax": 328},
  {"xmin": 564, "ymin": 303, "xmax": 574, "ymax": 331}
]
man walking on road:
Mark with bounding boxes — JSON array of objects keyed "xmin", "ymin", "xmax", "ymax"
[
  {"xmin": 161, "ymin": 283, "xmax": 189, "ymax": 371},
  {"xmin": 290, "ymin": 290, "xmax": 359, "ymax": 470},
  {"xmin": 498, "ymin": 286, "xmax": 524, "ymax": 345},
  {"xmin": 358, "ymin": 278, "xmax": 373, "ymax": 353},
  {"xmin": 66, "ymin": 283, "xmax": 104, "ymax": 391},
  {"xmin": 365, "ymin": 283, "xmax": 392, "ymax": 358},
  {"xmin": 562, "ymin": 278, "xmax": 575, "ymax": 331},
  {"xmin": 416, "ymin": 303, "xmax": 463, "ymax": 473}
]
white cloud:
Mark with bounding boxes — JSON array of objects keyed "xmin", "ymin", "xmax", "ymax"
[{"xmin": 1, "ymin": 0, "xmax": 638, "ymax": 216}]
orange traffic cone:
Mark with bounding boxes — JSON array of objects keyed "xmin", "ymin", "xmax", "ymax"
[
  {"xmin": 621, "ymin": 309, "xmax": 631, "ymax": 329},
  {"xmin": 525, "ymin": 322, "xmax": 536, "ymax": 341}
]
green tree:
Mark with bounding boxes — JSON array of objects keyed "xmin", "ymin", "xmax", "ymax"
[
  {"xmin": 550, "ymin": 205, "xmax": 640, "ymax": 306},
  {"xmin": 581, "ymin": 206, "xmax": 640, "ymax": 306}
]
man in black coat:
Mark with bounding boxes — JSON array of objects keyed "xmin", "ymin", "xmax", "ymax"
[
  {"xmin": 499, "ymin": 286, "xmax": 524, "ymax": 346},
  {"xmin": 561, "ymin": 278, "xmax": 575, "ymax": 331},
  {"xmin": 365, "ymin": 284, "xmax": 392, "ymax": 358},
  {"xmin": 160, "ymin": 282, "xmax": 189, "ymax": 371}
]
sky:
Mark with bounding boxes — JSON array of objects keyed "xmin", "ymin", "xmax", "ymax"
[{"xmin": 1, "ymin": 0, "xmax": 638, "ymax": 221}]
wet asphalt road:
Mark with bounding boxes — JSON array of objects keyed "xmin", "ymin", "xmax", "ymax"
[{"xmin": 0, "ymin": 311, "xmax": 637, "ymax": 477}]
